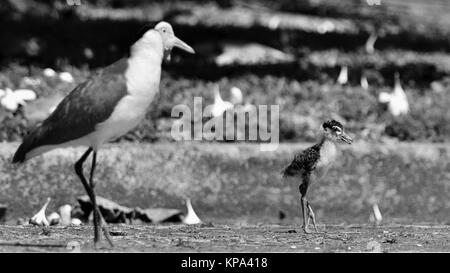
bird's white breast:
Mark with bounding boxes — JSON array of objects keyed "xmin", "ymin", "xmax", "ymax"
[
  {"xmin": 317, "ymin": 141, "xmax": 337, "ymax": 168},
  {"xmin": 93, "ymin": 40, "xmax": 163, "ymax": 147}
]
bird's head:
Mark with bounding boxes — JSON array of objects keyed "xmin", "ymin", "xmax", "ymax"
[
  {"xmin": 322, "ymin": 119, "xmax": 353, "ymax": 144},
  {"xmin": 154, "ymin": 21, "xmax": 195, "ymax": 61},
  {"xmin": 131, "ymin": 22, "xmax": 195, "ymax": 62}
]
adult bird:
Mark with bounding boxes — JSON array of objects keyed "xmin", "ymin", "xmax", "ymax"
[
  {"xmin": 281, "ymin": 120, "xmax": 353, "ymax": 233},
  {"xmin": 12, "ymin": 22, "xmax": 195, "ymax": 246}
]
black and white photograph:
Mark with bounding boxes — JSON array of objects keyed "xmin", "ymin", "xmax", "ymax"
[{"xmin": 0, "ymin": 0, "xmax": 449, "ymax": 258}]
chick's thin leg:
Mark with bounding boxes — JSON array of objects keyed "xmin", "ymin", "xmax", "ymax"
[
  {"xmin": 299, "ymin": 182, "xmax": 311, "ymax": 234},
  {"xmin": 307, "ymin": 202, "xmax": 319, "ymax": 232}
]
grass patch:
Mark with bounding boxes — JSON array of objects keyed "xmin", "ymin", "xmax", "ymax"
[{"xmin": 0, "ymin": 141, "xmax": 449, "ymax": 224}]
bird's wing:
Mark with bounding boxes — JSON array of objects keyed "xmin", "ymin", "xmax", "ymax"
[
  {"xmin": 13, "ymin": 59, "xmax": 129, "ymax": 163},
  {"xmin": 281, "ymin": 145, "xmax": 320, "ymax": 178}
]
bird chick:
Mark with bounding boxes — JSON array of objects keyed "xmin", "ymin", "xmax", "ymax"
[
  {"xmin": 29, "ymin": 197, "xmax": 51, "ymax": 226},
  {"xmin": 281, "ymin": 120, "xmax": 353, "ymax": 233},
  {"xmin": 182, "ymin": 198, "xmax": 202, "ymax": 225}
]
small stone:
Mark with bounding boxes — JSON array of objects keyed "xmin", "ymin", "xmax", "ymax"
[{"xmin": 70, "ymin": 218, "xmax": 82, "ymax": 226}]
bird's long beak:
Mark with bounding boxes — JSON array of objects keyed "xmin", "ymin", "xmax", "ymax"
[
  {"xmin": 172, "ymin": 36, "xmax": 195, "ymax": 54},
  {"xmin": 340, "ymin": 132, "xmax": 353, "ymax": 144}
]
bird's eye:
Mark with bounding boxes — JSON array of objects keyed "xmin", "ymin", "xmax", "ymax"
[
  {"xmin": 332, "ymin": 126, "xmax": 342, "ymax": 133},
  {"xmin": 162, "ymin": 28, "xmax": 166, "ymax": 33}
]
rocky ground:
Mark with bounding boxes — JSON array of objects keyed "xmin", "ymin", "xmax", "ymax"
[{"xmin": 0, "ymin": 223, "xmax": 449, "ymax": 252}]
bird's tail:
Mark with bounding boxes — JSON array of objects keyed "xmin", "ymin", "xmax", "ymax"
[
  {"xmin": 12, "ymin": 127, "xmax": 41, "ymax": 164},
  {"xmin": 280, "ymin": 163, "xmax": 297, "ymax": 179}
]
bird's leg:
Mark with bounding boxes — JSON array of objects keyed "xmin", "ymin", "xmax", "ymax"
[
  {"xmin": 299, "ymin": 183, "xmax": 311, "ymax": 234},
  {"xmin": 301, "ymin": 197, "xmax": 311, "ymax": 233},
  {"xmin": 88, "ymin": 151, "xmax": 101, "ymax": 244},
  {"xmin": 307, "ymin": 202, "xmax": 319, "ymax": 233},
  {"xmin": 89, "ymin": 151, "xmax": 114, "ymax": 248},
  {"xmin": 74, "ymin": 148, "xmax": 100, "ymax": 242}
]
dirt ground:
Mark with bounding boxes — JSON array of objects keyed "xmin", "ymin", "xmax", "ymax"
[{"xmin": 0, "ymin": 223, "xmax": 448, "ymax": 252}]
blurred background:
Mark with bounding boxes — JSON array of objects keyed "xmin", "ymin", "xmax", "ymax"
[
  {"xmin": 0, "ymin": 0, "xmax": 449, "ymax": 225},
  {"xmin": 1, "ymin": 0, "xmax": 450, "ymax": 142}
]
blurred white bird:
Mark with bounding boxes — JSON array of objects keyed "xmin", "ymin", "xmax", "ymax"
[
  {"xmin": 369, "ymin": 203, "xmax": 382, "ymax": 225},
  {"xmin": 230, "ymin": 86, "xmax": 243, "ymax": 105},
  {"xmin": 58, "ymin": 204, "xmax": 72, "ymax": 226},
  {"xmin": 182, "ymin": 198, "xmax": 202, "ymax": 225},
  {"xmin": 14, "ymin": 89, "xmax": 37, "ymax": 101},
  {"xmin": 0, "ymin": 88, "xmax": 37, "ymax": 111},
  {"xmin": 337, "ymin": 66, "xmax": 348, "ymax": 85},
  {"xmin": 211, "ymin": 85, "xmax": 233, "ymax": 117},
  {"xmin": 0, "ymin": 89, "xmax": 19, "ymax": 111},
  {"xmin": 365, "ymin": 32, "xmax": 378, "ymax": 54},
  {"xmin": 318, "ymin": 20, "xmax": 335, "ymax": 34},
  {"xmin": 29, "ymin": 197, "xmax": 51, "ymax": 226},
  {"xmin": 59, "ymin": 72, "xmax": 74, "ymax": 83},
  {"xmin": 48, "ymin": 212, "xmax": 60, "ymax": 226},
  {"xmin": 378, "ymin": 73, "xmax": 409, "ymax": 116},
  {"xmin": 43, "ymin": 68, "xmax": 56, "ymax": 77},
  {"xmin": 215, "ymin": 43, "xmax": 294, "ymax": 66},
  {"xmin": 268, "ymin": 16, "xmax": 281, "ymax": 30},
  {"xmin": 361, "ymin": 75, "xmax": 369, "ymax": 90}
]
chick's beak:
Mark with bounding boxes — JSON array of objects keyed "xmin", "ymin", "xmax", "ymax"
[
  {"xmin": 172, "ymin": 36, "xmax": 195, "ymax": 54},
  {"xmin": 340, "ymin": 132, "xmax": 353, "ymax": 144}
]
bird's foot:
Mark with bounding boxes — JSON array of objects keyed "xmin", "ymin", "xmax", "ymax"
[
  {"xmin": 102, "ymin": 225, "xmax": 114, "ymax": 248},
  {"xmin": 302, "ymin": 225, "xmax": 312, "ymax": 234},
  {"xmin": 92, "ymin": 208, "xmax": 114, "ymax": 248},
  {"xmin": 97, "ymin": 209, "xmax": 114, "ymax": 248},
  {"xmin": 92, "ymin": 225, "xmax": 114, "ymax": 249}
]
